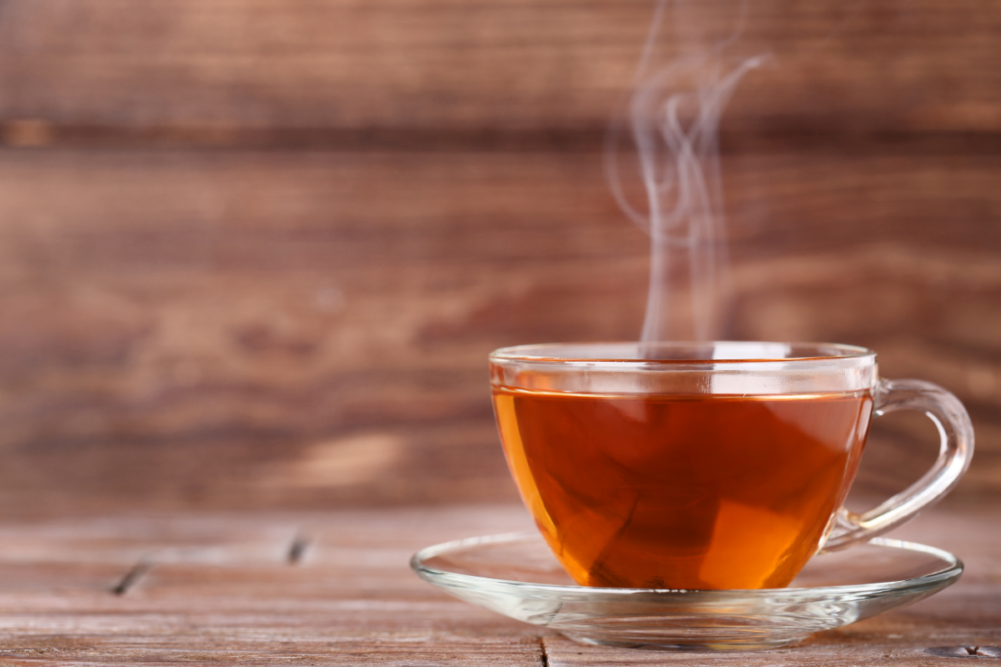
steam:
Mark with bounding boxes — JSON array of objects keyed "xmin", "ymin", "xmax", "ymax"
[{"xmin": 607, "ymin": 0, "xmax": 767, "ymax": 344}]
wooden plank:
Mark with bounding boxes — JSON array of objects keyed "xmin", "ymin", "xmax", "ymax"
[
  {"xmin": 543, "ymin": 503, "xmax": 1001, "ymax": 663},
  {"xmin": 0, "ymin": 0, "xmax": 998, "ymax": 137},
  {"xmin": 0, "ymin": 147, "xmax": 997, "ymax": 512},
  {"xmin": 0, "ymin": 637, "xmax": 545, "ymax": 666},
  {"xmin": 0, "ymin": 506, "xmax": 545, "ymax": 665},
  {"xmin": 0, "ymin": 515, "xmax": 300, "ymax": 565},
  {"xmin": 543, "ymin": 634, "xmax": 1001, "ymax": 666},
  {"xmin": 0, "ymin": 504, "xmax": 994, "ymax": 665},
  {"xmin": 539, "ymin": 504, "xmax": 1001, "ymax": 663},
  {"xmin": 0, "ymin": 562, "xmax": 128, "ymax": 597}
]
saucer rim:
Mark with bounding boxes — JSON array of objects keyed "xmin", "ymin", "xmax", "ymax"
[{"xmin": 410, "ymin": 531, "xmax": 963, "ymax": 599}]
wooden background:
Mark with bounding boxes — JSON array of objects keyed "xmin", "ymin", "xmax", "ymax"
[{"xmin": 0, "ymin": 0, "xmax": 998, "ymax": 516}]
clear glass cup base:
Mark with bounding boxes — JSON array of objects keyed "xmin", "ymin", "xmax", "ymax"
[{"xmin": 411, "ymin": 532, "xmax": 962, "ymax": 651}]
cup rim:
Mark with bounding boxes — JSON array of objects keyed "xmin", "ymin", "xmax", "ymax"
[{"xmin": 489, "ymin": 341, "xmax": 874, "ymax": 366}]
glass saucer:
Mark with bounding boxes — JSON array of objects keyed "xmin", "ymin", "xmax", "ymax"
[{"xmin": 410, "ymin": 532, "xmax": 962, "ymax": 650}]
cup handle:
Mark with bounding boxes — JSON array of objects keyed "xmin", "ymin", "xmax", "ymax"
[{"xmin": 822, "ymin": 378, "xmax": 975, "ymax": 551}]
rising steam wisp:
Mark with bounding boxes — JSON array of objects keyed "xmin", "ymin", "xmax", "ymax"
[{"xmin": 607, "ymin": 0, "xmax": 767, "ymax": 345}]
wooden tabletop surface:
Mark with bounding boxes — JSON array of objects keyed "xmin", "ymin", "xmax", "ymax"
[{"xmin": 0, "ymin": 500, "xmax": 994, "ymax": 665}]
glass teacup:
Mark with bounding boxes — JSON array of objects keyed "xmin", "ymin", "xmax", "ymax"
[{"xmin": 490, "ymin": 342, "xmax": 974, "ymax": 589}]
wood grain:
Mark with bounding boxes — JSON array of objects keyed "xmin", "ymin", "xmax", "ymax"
[
  {"xmin": 0, "ymin": 0, "xmax": 997, "ymax": 513},
  {"xmin": 0, "ymin": 146, "xmax": 997, "ymax": 512},
  {"xmin": 0, "ymin": 1, "xmax": 994, "ymax": 662},
  {"xmin": 0, "ymin": 0, "xmax": 998, "ymax": 138},
  {"xmin": 0, "ymin": 504, "xmax": 995, "ymax": 665}
]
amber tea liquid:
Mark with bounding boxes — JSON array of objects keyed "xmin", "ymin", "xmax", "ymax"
[{"xmin": 493, "ymin": 388, "xmax": 873, "ymax": 589}]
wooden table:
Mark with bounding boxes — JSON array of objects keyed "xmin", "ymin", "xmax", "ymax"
[
  {"xmin": 0, "ymin": 500, "xmax": 995, "ymax": 665},
  {"xmin": 0, "ymin": 1, "xmax": 998, "ymax": 663}
]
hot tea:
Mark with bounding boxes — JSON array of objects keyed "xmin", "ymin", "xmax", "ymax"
[{"xmin": 493, "ymin": 388, "xmax": 873, "ymax": 589}]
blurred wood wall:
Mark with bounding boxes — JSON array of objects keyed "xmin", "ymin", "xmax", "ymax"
[{"xmin": 0, "ymin": 0, "xmax": 997, "ymax": 515}]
